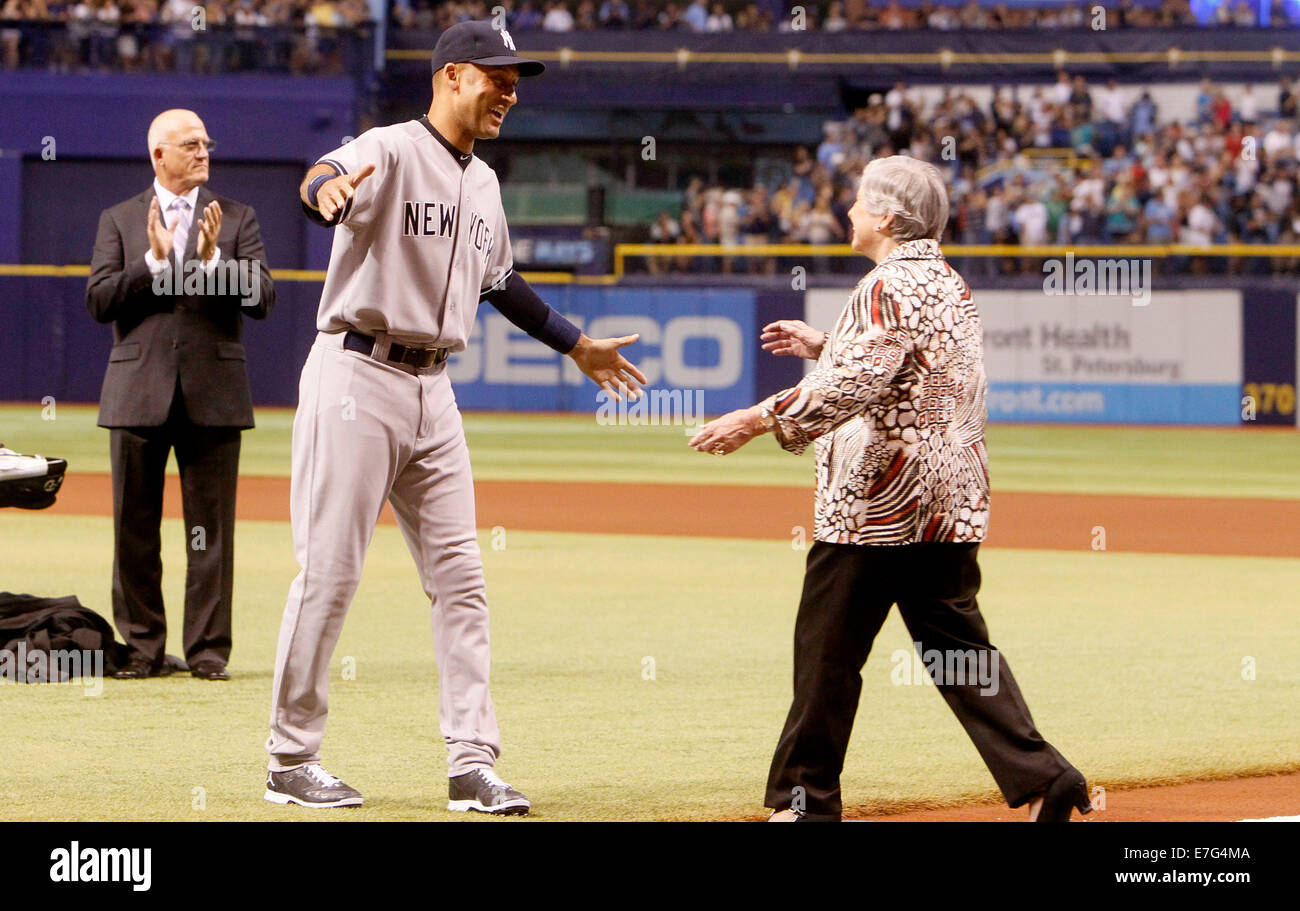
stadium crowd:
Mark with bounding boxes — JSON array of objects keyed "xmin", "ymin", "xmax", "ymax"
[
  {"xmin": 643, "ymin": 75, "xmax": 1300, "ymax": 275},
  {"xmin": 4, "ymin": 0, "xmax": 1297, "ymax": 71},
  {"xmin": 0, "ymin": 0, "xmax": 373, "ymax": 72},
  {"xmin": 394, "ymin": 0, "xmax": 1296, "ymax": 32}
]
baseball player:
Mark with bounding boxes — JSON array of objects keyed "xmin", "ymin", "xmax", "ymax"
[{"xmin": 264, "ymin": 20, "xmax": 646, "ymax": 815}]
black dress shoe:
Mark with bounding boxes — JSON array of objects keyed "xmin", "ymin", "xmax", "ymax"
[
  {"xmin": 112, "ymin": 657, "xmax": 173, "ymax": 679},
  {"xmin": 190, "ymin": 660, "xmax": 230, "ymax": 681},
  {"xmin": 1034, "ymin": 767, "xmax": 1094, "ymax": 822}
]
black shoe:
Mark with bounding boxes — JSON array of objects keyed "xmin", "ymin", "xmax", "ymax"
[
  {"xmin": 113, "ymin": 657, "xmax": 173, "ymax": 679},
  {"xmin": 264, "ymin": 764, "xmax": 363, "ymax": 808},
  {"xmin": 447, "ymin": 769, "xmax": 530, "ymax": 816},
  {"xmin": 1034, "ymin": 767, "xmax": 1093, "ymax": 822},
  {"xmin": 190, "ymin": 660, "xmax": 230, "ymax": 681}
]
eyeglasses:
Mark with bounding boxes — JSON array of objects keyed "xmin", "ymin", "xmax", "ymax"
[{"xmin": 165, "ymin": 139, "xmax": 217, "ymax": 155}]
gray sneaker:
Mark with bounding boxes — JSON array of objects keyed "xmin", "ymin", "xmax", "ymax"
[
  {"xmin": 447, "ymin": 768, "xmax": 530, "ymax": 815},
  {"xmin": 264, "ymin": 764, "xmax": 363, "ymax": 808}
]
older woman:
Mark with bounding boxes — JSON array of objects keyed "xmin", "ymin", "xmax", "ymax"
[{"xmin": 690, "ymin": 156, "xmax": 1091, "ymax": 823}]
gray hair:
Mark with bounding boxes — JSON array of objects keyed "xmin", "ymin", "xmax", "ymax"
[{"xmin": 856, "ymin": 155, "xmax": 949, "ymax": 241}]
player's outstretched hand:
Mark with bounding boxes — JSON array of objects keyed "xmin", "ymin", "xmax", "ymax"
[
  {"xmin": 569, "ymin": 333, "xmax": 647, "ymax": 402},
  {"xmin": 196, "ymin": 200, "xmax": 222, "ymax": 262},
  {"xmin": 760, "ymin": 319, "xmax": 825, "ymax": 360},
  {"xmin": 147, "ymin": 196, "xmax": 177, "ymax": 262},
  {"xmin": 318, "ymin": 164, "xmax": 376, "ymax": 221}
]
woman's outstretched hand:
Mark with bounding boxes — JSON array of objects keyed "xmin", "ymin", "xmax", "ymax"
[{"xmin": 760, "ymin": 320, "xmax": 825, "ymax": 360}]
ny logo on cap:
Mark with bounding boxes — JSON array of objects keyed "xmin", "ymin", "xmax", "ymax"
[{"xmin": 500, "ymin": 29, "xmax": 516, "ymax": 51}]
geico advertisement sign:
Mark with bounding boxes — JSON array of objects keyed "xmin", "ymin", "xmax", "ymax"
[{"xmin": 448, "ymin": 313, "xmax": 745, "ymax": 388}]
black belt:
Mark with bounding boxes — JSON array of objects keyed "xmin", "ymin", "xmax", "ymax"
[{"xmin": 343, "ymin": 331, "xmax": 449, "ymax": 369}]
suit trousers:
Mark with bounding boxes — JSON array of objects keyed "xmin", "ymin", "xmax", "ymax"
[
  {"xmin": 765, "ymin": 540, "xmax": 1071, "ymax": 821},
  {"xmin": 110, "ymin": 381, "xmax": 241, "ymax": 667}
]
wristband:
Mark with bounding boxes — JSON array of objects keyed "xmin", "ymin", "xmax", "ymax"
[{"xmin": 307, "ymin": 174, "xmax": 332, "ymax": 208}]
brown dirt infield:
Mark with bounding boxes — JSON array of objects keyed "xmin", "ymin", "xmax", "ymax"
[
  {"xmin": 39, "ymin": 472, "xmax": 1300, "ymax": 821},
  {"xmin": 41, "ymin": 473, "xmax": 1300, "ymax": 558},
  {"xmin": 852, "ymin": 772, "xmax": 1300, "ymax": 822}
]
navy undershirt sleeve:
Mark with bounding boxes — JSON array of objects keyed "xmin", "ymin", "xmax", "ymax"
[{"xmin": 483, "ymin": 271, "xmax": 582, "ymax": 355}]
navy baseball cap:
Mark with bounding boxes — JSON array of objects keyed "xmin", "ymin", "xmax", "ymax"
[{"xmin": 431, "ymin": 20, "xmax": 545, "ymax": 77}]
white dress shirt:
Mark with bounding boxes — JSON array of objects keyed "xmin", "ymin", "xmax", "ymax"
[{"xmin": 144, "ymin": 178, "xmax": 220, "ymax": 275}]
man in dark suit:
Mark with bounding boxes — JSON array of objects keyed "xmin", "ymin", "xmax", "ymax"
[{"xmin": 87, "ymin": 108, "xmax": 275, "ymax": 681}]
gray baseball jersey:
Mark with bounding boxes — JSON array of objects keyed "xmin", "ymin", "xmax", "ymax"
[{"xmin": 313, "ymin": 120, "xmax": 514, "ymax": 348}]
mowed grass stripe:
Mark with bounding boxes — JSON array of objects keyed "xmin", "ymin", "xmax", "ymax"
[
  {"xmin": 2, "ymin": 404, "xmax": 1297, "ymax": 499},
  {"xmin": 0, "ymin": 515, "xmax": 1296, "ymax": 821}
]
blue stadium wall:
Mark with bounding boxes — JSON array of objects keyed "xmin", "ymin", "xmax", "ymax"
[{"xmin": 2, "ymin": 273, "xmax": 1296, "ymax": 427}]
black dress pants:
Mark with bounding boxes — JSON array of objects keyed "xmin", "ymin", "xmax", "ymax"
[
  {"xmin": 765, "ymin": 540, "xmax": 1071, "ymax": 821},
  {"xmin": 109, "ymin": 386, "xmax": 241, "ymax": 667}
]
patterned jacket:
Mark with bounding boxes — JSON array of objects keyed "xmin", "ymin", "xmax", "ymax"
[{"xmin": 762, "ymin": 239, "xmax": 990, "ymax": 545}]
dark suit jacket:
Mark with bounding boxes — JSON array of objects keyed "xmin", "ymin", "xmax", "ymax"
[{"xmin": 86, "ymin": 186, "xmax": 275, "ymax": 429}]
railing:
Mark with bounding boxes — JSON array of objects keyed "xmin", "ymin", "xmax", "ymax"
[
  {"xmin": 0, "ymin": 19, "xmax": 376, "ymax": 78},
  {"xmin": 614, "ymin": 243, "xmax": 1300, "ymax": 281},
  {"xmin": 5, "ymin": 244, "xmax": 1299, "ymax": 286}
]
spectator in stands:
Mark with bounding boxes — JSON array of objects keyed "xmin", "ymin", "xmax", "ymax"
[
  {"xmin": 598, "ymin": 0, "xmax": 629, "ymax": 27},
  {"xmin": 1, "ymin": 0, "xmax": 25, "ymax": 70},
  {"xmin": 1141, "ymin": 191, "xmax": 1176, "ymax": 243},
  {"xmin": 1011, "ymin": 180, "xmax": 1050, "ymax": 246},
  {"xmin": 1098, "ymin": 78, "xmax": 1127, "ymax": 128},
  {"xmin": 683, "ymin": 0, "xmax": 706, "ymax": 31},
  {"xmin": 543, "ymin": 0, "xmax": 575, "ymax": 30},
  {"xmin": 1051, "ymin": 69, "xmax": 1072, "ymax": 107},
  {"xmin": 574, "ymin": 0, "xmax": 597, "ymax": 28},
  {"xmin": 1104, "ymin": 174, "xmax": 1141, "ymax": 240},
  {"xmin": 1181, "ymin": 191, "xmax": 1221, "ymax": 246},
  {"xmin": 514, "ymin": 1, "xmax": 544, "ymax": 28},
  {"xmin": 658, "ymin": 0, "xmax": 684, "ymax": 28},
  {"xmin": 1069, "ymin": 74, "xmax": 1092, "ymax": 121},
  {"xmin": 823, "ymin": 1, "xmax": 847, "ymax": 31},
  {"xmin": 705, "ymin": 1, "xmax": 731, "ymax": 31},
  {"xmin": 631, "ymin": 0, "xmax": 657, "ymax": 28},
  {"xmin": 1238, "ymin": 83, "xmax": 1259, "ymax": 125},
  {"xmin": 1130, "ymin": 89, "xmax": 1157, "ymax": 138},
  {"xmin": 648, "ymin": 210, "xmax": 680, "ymax": 274},
  {"xmin": 1263, "ymin": 118, "xmax": 1294, "ymax": 162},
  {"xmin": 1279, "ymin": 75, "xmax": 1298, "ymax": 119},
  {"xmin": 734, "ymin": 2, "xmax": 767, "ymax": 31}
]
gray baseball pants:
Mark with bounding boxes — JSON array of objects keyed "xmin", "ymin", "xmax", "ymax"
[{"xmin": 267, "ymin": 330, "xmax": 500, "ymax": 775}]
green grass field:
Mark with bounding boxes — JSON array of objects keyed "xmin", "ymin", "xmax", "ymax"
[
  {"xmin": 3, "ymin": 403, "xmax": 1299, "ymax": 498},
  {"xmin": 1, "ymin": 517, "xmax": 1297, "ymax": 822},
  {"xmin": 0, "ymin": 406, "xmax": 1297, "ymax": 821}
]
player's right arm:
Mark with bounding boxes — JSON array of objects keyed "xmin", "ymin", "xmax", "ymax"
[
  {"xmin": 301, "ymin": 129, "xmax": 387, "ymax": 227},
  {"xmin": 300, "ymin": 162, "xmax": 375, "ymax": 225}
]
